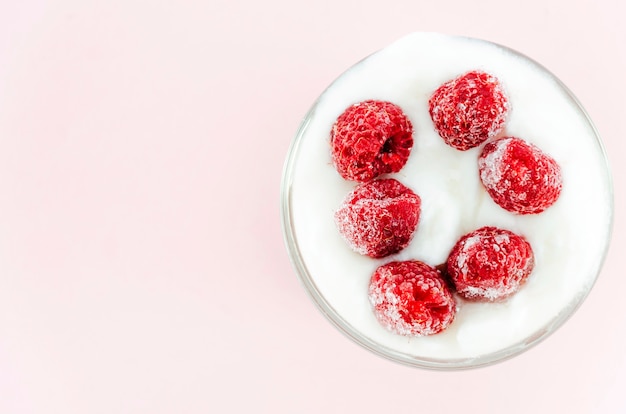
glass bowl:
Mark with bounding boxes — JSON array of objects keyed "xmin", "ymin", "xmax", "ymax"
[{"xmin": 280, "ymin": 33, "xmax": 613, "ymax": 369}]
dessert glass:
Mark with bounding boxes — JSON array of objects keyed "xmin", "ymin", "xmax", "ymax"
[{"xmin": 280, "ymin": 33, "xmax": 613, "ymax": 369}]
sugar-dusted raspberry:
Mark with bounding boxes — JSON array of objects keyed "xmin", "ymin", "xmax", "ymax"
[
  {"xmin": 334, "ymin": 179, "xmax": 420, "ymax": 258},
  {"xmin": 446, "ymin": 226, "xmax": 535, "ymax": 301},
  {"xmin": 368, "ymin": 260, "xmax": 456, "ymax": 336},
  {"xmin": 429, "ymin": 71, "xmax": 509, "ymax": 150},
  {"xmin": 330, "ymin": 100, "xmax": 413, "ymax": 182},
  {"xmin": 479, "ymin": 137, "xmax": 563, "ymax": 214}
]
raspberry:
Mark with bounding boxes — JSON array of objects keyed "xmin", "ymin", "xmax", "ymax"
[
  {"xmin": 334, "ymin": 179, "xmax": 420, "ymax": 258},
  {"xmin": 429, "ymin": 71, "xmax": 509, "ymax": 150},
  {"xmin": 446, "ymin": 226, "xmax": 535, "ymax": 301},
  {"xmin": 330, "ymin": 100, "xmax": 414, "ymax": 182},
  {"xmin": 478, "ymin": 137, "xmax": 563, "ymax": 214},
  {"xmin": 368, "ymin": 260, "xmax": 456, "ymax": 336}
]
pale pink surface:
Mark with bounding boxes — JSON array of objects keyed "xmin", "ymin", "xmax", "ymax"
[{"xmin": 0, "ymin": 0, "xmax": 624, "ymax": 413}]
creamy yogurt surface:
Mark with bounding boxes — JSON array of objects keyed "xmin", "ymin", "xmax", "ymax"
[{"xmin": 285, "ymin": 33, "xmax": 612, "ymax": 363}]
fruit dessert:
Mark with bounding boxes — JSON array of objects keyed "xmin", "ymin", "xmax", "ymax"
[{"xmin": 283, "ymin": 33, "xmax": 612, "ymax": 367}]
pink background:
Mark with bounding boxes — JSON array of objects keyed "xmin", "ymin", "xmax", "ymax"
[{"xmin": 0, "ymin": 0, "xmax": 624, "ymax": 413}]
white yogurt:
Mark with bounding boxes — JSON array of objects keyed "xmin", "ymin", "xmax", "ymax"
[{"xmin": 285, "ymin": 33, "xmax": 612, "ymax": 364}]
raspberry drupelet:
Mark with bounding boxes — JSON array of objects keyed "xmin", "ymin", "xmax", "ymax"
[
  {"xmin": 478, "ymin": 137, "xmax": 563, "ymax": 214},
  {"xmin": 330, "ymin": 100, "xmax": 414, "ymax": 182},
  {"xmin": 446, "ymin": 226, "xmax": 535, "ymax": 302},
  {"xmin": 368, "ymin": 260, "xmax": 456, "ymax": 336},
  {"xmin": 334, "ymin": 179, "xmax": 420, "ymax": 258},
  {"xmin": 429, "ymin": 70, "xmax": 509, "ymax": 150}
]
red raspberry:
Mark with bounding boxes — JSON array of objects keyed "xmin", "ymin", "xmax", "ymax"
[
  {"xmin": 446, "ymin": 226, "xmax": 535, "ymax": 302},
  {"xmin": 334, "ymin": 179, "xmax": 420, "ymax": 258},
  {"xmin": 330, "ymin": 100, "xmax": 414, "ymax": 182},
  {"xmin": 478, "ymin": 137, "xmax": 563, "ymax": 214},
  {"xmin": 429, "ymin": 71, "xmax": 509, "ymax": 150},
  {"xmin": 368, "ymin": 260, "xmax": 456, "ymax": 336}
]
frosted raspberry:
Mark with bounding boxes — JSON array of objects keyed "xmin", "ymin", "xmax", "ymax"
[
  {"xmin": 368, "ymin": 260, "xmax": 456, "ymax": 336},
  {"xmin": 446, "ymin": 226, "xmax": 535, "ymax": 301},
  {"xmin": 478, "ymin": 137, "xmax": 563, "ymax": 214},
  {"xmin": 334, "ymin": 179, "xmax": 420, "ymax": 258},
  {"xmin": 429, "ymin": 71, "xmax": 509, "ymax": 150},
  {"xmin": 330, "ymin": 100, "xmax": 413, "ymax": 182}
]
